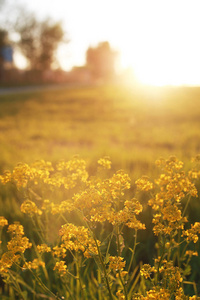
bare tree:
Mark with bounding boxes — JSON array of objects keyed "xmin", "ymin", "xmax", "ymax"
[{"xmin": 16, "ymin": 13, "xmax": 66, "ymax": 70}]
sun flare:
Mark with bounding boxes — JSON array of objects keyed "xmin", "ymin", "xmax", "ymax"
[{"xmin": 110, "ymin": 0, "xmax": 200, "ymax": 86}]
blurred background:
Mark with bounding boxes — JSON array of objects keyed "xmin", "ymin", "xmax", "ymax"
[
  {"xmin": 1, "ymin": 0, "xmax": 200, "ymax": 86},
  {"xmin": 0, "ymin": 0, "xmax": 200, "ymax": 176}
]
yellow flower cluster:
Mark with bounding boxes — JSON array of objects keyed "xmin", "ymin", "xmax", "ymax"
[
  {"xmin": 97, "ymin": 156, "xmax": 112, "ymax": 169},
  {"xmin": 0, "ymin": 216, "xmax": 8, "ymax": 227},
  {"xmin": 155, "ymin": 156, "xmax": 184, "ymax": 173},
  {"xmin": 157, "ymin": 260, "xmax": 183, "ymax": 293},
  {"xmin": 148, "ymin": 156, "xmax": 198, "ymax": 237},
  {"xmin": 23, "ymin": 258, "xmax": 45, "ymax": 270},
  {"xmin": 58, "ymin": 223, "xmax": 100, "ymax": 258},
  {"xmin": 0, "ymin": 157, "xmax": 145, "ymax": 234},
  {"xmin": 135, "ymin": 156, "xmax": 200, "ymax": 300},
  {"xmin": 21, "ymin": 200, "xmax": 42, "ymax": 216},
  {"xmin": 109, "ymin": 256, "xmax": 128, "ymax": 299},
  {"xmin": 108, "ymin": 200, "xmax": 145, "ymax": 230},
  {"xmin": 0, "ymin": 157, "xmax": 88, "ymax": 191},
  {"xmin": 109, "ymin": 256, "xmax": 127, "ymax": 277},
  {"xmin": 37, "ymin": 243, "xmax": 51, "ymax": 253},
  {"xmin": 182, "ymin": 222, "xmax": 200, "ymax": 243},
  {"xmin": 135, "ymin": 176, "xmax": 153, "ymax": 191},
  {"xmin": 53, "ymin": 245, "xmax": 67, "ymax": 258},
  {"xmin": 0, "ymin": 222, "xmax": 32, "ymax": 273},
  {"xmin": 132, "ymin": 287, "xmax": 170, "ymax": 300},
  {"xmin": 116, "ymin": 289, "xmax": 126, "ymax": 300},
  {"xmin": 133, "ymin": 290, "xmax": 200, "ymax": 300},
  {"xmin": 140, "ymin": 264, "xmax": 157, "ymax": 279},
  {"xmin": 135, "ymin": 259, "xmax": 192, "ymax": 300},
  {"xmin": 0, "ymin": 251, "xmax": 20, "ymax": 273},
  {"xmin": 12, "ymin": 163, "xmax": 35, "ymax": 187},
  {"xmin": 0, "ymin": 171, "xmax": 11, "ymax": 184},
  {"xmin": 55, "ymin": 156, "xmax": 88, "ymax": 189},
  {"xmin": 53, "ymin": 260, "xmax": 67, "ymax": 276},
  {"xmin": 0, "ymin": 155, "xmax": 200, "ymax": 299},
  {"xmin": 7, "ymin": 223, "xmax": 32, "ymax": 255}
]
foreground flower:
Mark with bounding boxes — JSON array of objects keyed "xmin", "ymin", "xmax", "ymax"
[
  {"xmin": 21, "ymin": 200, "xmax": 42, "ymax": 216},
  {"xmin": 0, "ymin": 217, "xmax": 8, "ymax": 227}
]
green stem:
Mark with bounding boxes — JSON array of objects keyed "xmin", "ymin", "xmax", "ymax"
[
  {"xmin": 176, "ymin": 194, "xmax": 192, "ymax": 268},
  {"xmin": 21, "ymin": 254, "xmax": 60, "ymax": 300},
  {"xmin": 30, "ymin": 216, "xmax": 45, "ymax": 244},
  {"xmin": 155, "ymin": 235, "xmax": 166, "ymax": 285},
  {"xmin": 8, "ymin": 270, "xmax": 27, "ymax": 300},
  {"xmin": 60, "ymin": 276, "xmax": 76, "ymax": 300},
  {"xmin": 118, "ymin": 271, "xmax": 128, "ymax": 300},
  {"xmin": 182, "ymin": 194, "xmax": 192, "ymax": 218},
  {"xmin": 93, "ymin": 235, "xmax": 114, "ymax": 300},
  {"xmin": 29, "ymin": 267, "xmax": 60, "ymax": 299},
  {"xmin": 75, "ymin": 252, "xmax": 85, "ymax": 299},
  {"xmin": 105, "ymin": 230, "xmax": 114, "ymax": 258},
  {"xmin": 82, "ymin": 217, "xmax": 114, "ymax": 300},
  {"xmin": 116, "ymin": 225, "xmax": 128, "ymax": 300},
  {"xmin": 98, "ymin": 269, "xmax": 103, "ymax": 300},
  {"xmin": 127, "ymin": 229, "xmax": 138, "ymax": 274}
]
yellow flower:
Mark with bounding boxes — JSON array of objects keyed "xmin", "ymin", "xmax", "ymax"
[
  {"xmin": 21, "ymin": 200, "xmax": 42, "ymax": 216},
  {"xmin": 182, "ymin": 222, "xmax": 200, "ymax": 243},
  {"xmin": 0, "ymin": 170, "xmax": 12, "ymax": 184},
  {"xmin": 53, "ymin": 261, "xmax": 67, "ymax": 276},
  {"xmin": 37, "ymin": 244, "xmax": 51, "ymax": 253},
  {"xmin": 124, "ymin": 199, "xmax": 143, "ymax": 215},
  {"xmin": 162, "ymin": 204, "xmax": 182, "ymax": 223},
  {"xmin": 0, "ymin": 252, "xmax": 20, "ymax": 273},
  {"xmin": 7, "ymin": 222, "xmax": 24, "ymax": 236},
  {"xmin": 140, "ymin": 264, "xmax": 156, "ymax": 279},
  {"xmin": 23, "ymin": 258, "xmax": 45, "ymax": 270},
  {"xmin": 0, "ymin": 216, "xmax": 8, "ymax": 227},
  {"xmin": 7, "ymin": 236, "xmax": 32, "ymax": 254},
  {"xmin": 98, "ymin": 157, "xmax": 112, "ymax": 169},
  {"xmin": 116, "ymin": 290, "xmax": 125, "ymax": 299},
  {"xmin": 59, "ymin": 223, "xmax": 100, "ymax": 258},
  {"xmin": 53, "ymin": 245, "xmax": 67, "ymax": 258},
  {"xmin": 135, "ymin": 176, "xmax": 153, "ymax": 191},
  {"xmin": 185, "ymin": 250, "xmax": 198, "ymax": 257},
  {"xmin": 7, "ymin": 222, "xmax": 32, "ymax": 254},
  {"xmin": 12, "ymin": 163, "xmax": 34, "ymax": 188},
  {"xmin": 109, "ymin": 256, "xmax": 126, "ymax": 271}
]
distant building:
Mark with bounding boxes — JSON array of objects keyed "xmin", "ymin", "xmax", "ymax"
[{"xmin": 69, "ymin": 66, "xmax": 92, "ymax": 84}]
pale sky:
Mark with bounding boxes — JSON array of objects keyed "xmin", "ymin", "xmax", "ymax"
[{"xmin": 11, "ymin": 0, "xmax": 200, "ymax": 85}]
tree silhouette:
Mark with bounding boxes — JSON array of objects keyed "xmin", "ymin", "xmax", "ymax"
[{"xmin": 16, "ymin": 13, "xmax": 66, "ymax": 70}]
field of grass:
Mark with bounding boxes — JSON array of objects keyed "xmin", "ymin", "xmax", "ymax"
[
  {"xmin": 1, "ymin": 84, "xmax": 200, "ymax": 299},
  {"xmin": 0, "ymin": 84, "xmax": 200, "ymax": 178}
]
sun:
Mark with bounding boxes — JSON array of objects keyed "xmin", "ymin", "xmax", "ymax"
[
  {"xmin": 111, "ymin": 0, "xmax": 200, "ymax": 87},
  {"xmin": 119, "ymin": 45, "xmax": 200, "ymax": 87}
]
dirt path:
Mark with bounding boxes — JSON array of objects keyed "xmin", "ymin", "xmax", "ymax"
[{"xmin": 0, "ymin": 83, "xmax": 81, "ymax": 95}]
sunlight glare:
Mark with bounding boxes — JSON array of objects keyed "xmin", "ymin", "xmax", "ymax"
[
  {"xmin": 112, "ymin": 0, "xmax": 200, "ymax": 86},
  {"xmin": 14, "ymin": 51, "xmax": 29, "ymax": 69}
]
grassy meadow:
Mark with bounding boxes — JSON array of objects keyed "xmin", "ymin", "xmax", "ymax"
[
  {"xmin": 1, "ymin": 84, "xmax": 200, "ymax": 299},
  {"xmin": 0, "ymin": 84, "xmax": 200, "ymax": 177}
]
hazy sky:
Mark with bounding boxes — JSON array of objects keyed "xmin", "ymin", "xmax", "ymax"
[{"xmin": 12, "ymin": 0, "xmax": 200, "ymax": 85}]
